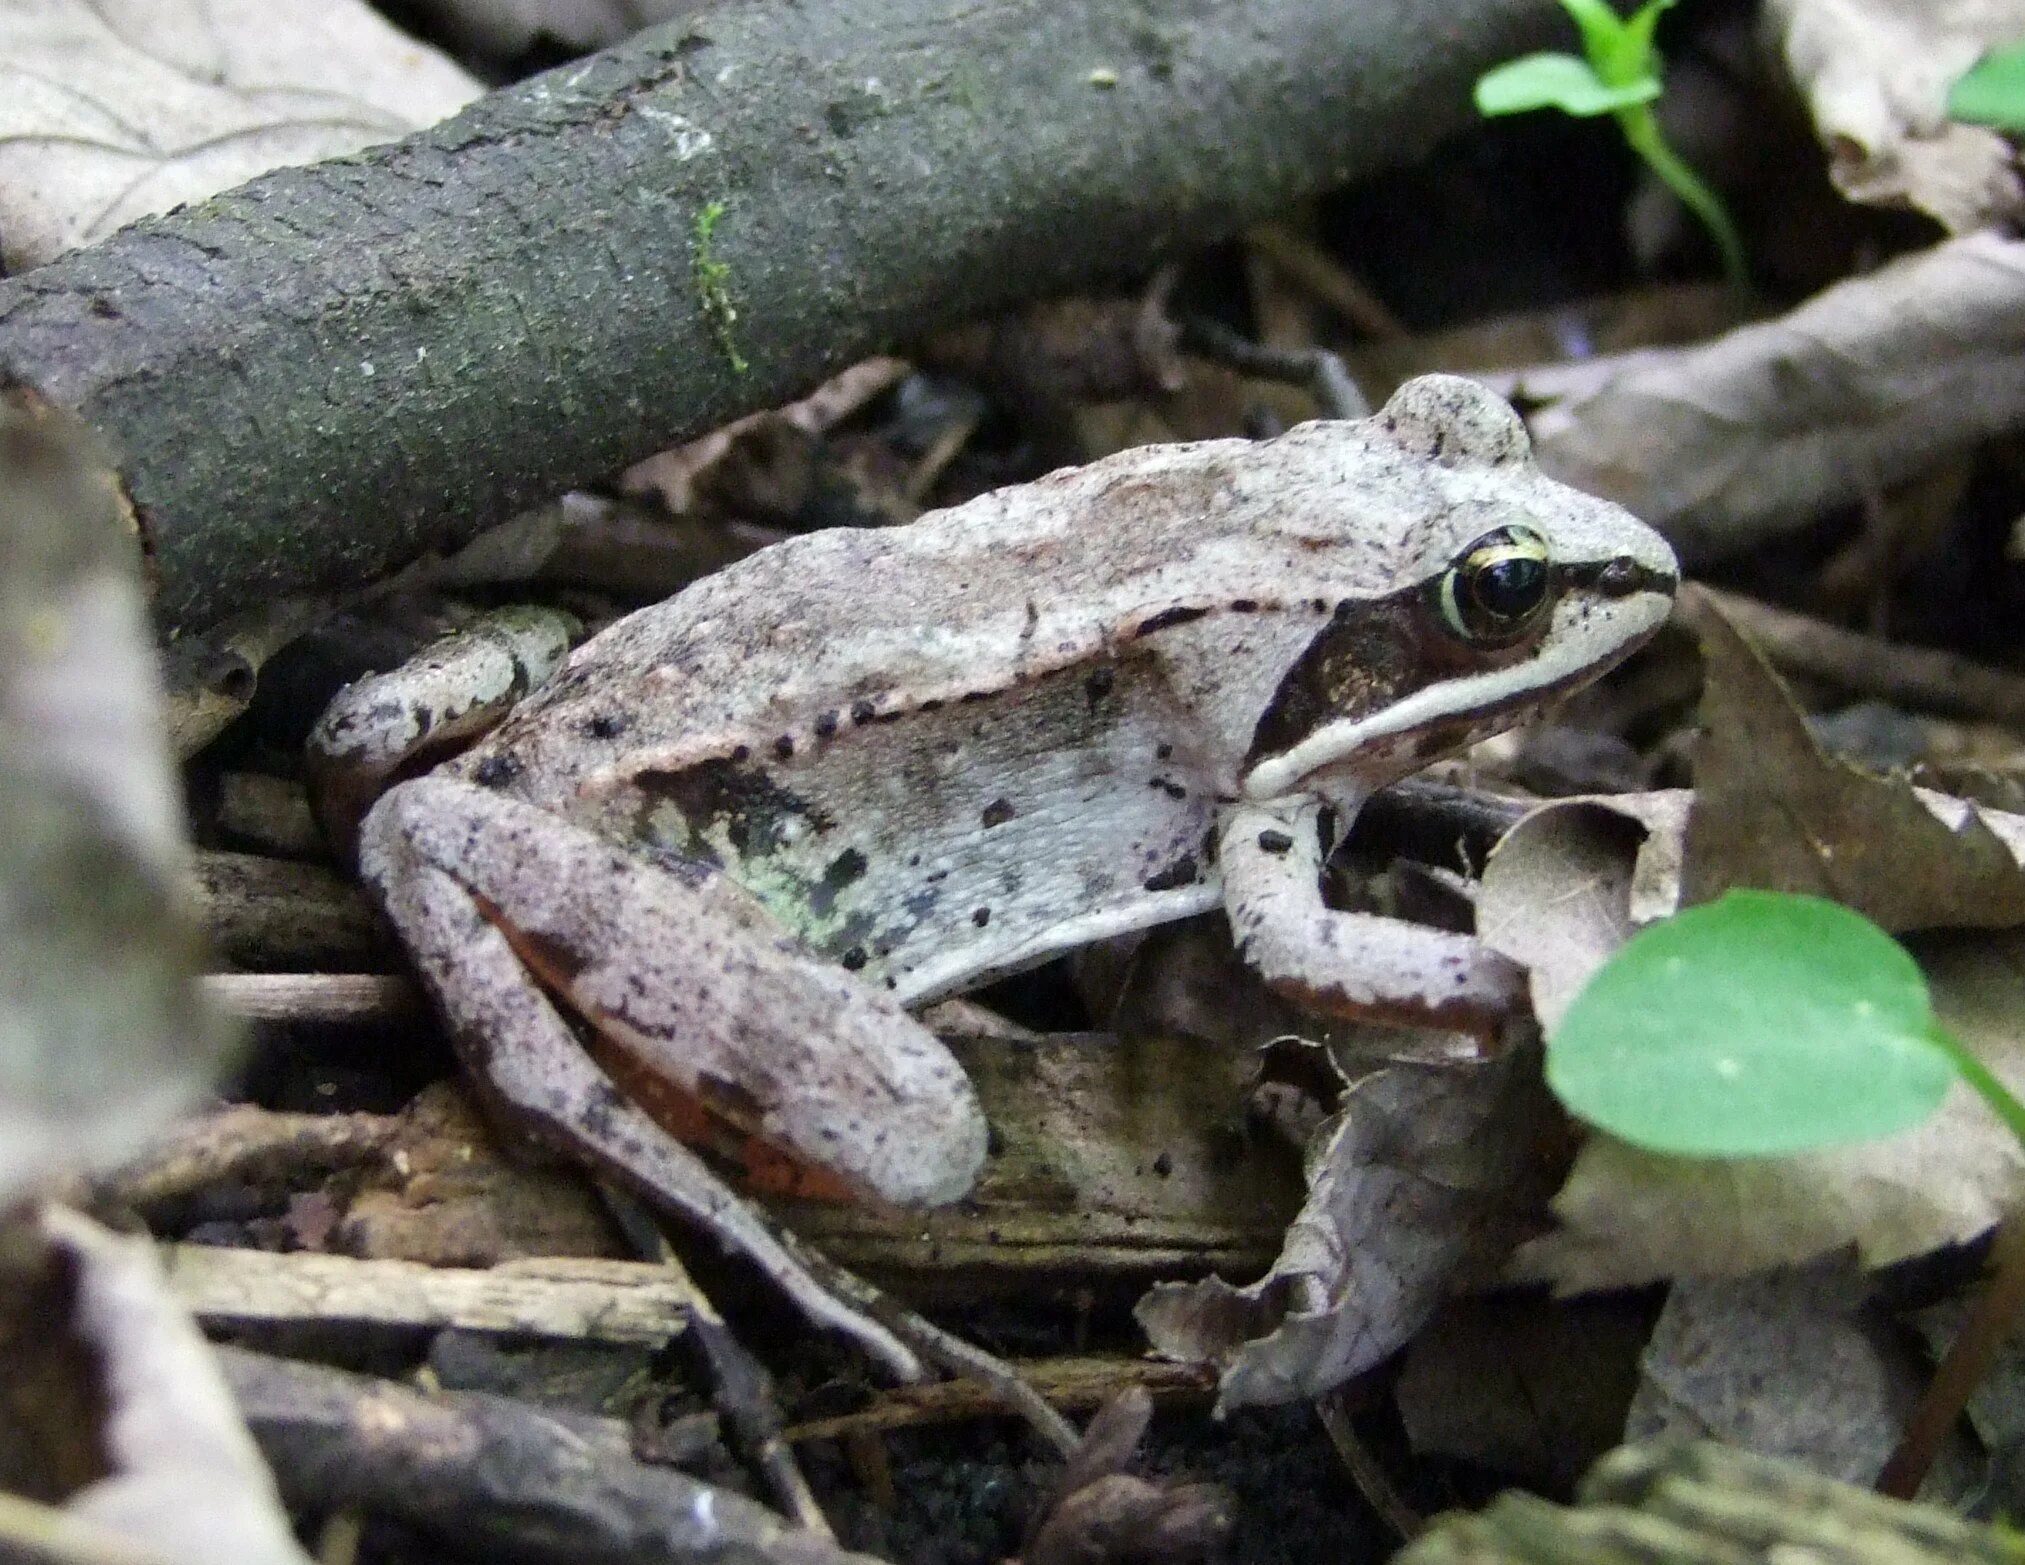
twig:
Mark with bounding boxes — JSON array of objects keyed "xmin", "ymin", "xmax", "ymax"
[
  {"xmin": 1315, "ymin": 1390, "xmax": 1424, "ymax": 1541},
  {"xmin": 201, "ymin": 974, "xmax": 419, "ymax": 1024},
  {"xmin": 779, "ymin": 1230, "xmax": 1082, "ymax": 1456},
  {"xmin": 104, "ymin": 1104, "xmax": 398, "ymax": 1212},
  {"xmin": 601, "ymin": 1187, "xmax": 835, "ymax": 1539},
  {"xmin": 783, "ymin": 1358, "xmax": 1216, "ymax": 1443},
  {"xmin": 1694, "ymin": 584, "xmax": 2025, "ymax": 728},
  {"xmin": 1878, "ymin": 1214, "xmax": 2025, "ymax": 1498},
  {"xmin": 194, "ymin": 852, "xmax": 388, "ymax": 971},
  {"xmin": 1246, "ymin": 225, "xmax": 1410, "ymax": 341},
  {"xmin": 218, "ymin": 1348, "xmax": 882, "ymax": 1565},
  {"xmin": 159, "ymin": 1246, "xmax": 696, "ymax": 1345},
  {"xmin": 1178, "ymin": 315, "xmax": 1369, "ymax": 419}
]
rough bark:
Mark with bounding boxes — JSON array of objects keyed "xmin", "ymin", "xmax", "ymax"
[{"xmin": 0, "ymin": 0, "xmax": 1559, "ymax": 637}]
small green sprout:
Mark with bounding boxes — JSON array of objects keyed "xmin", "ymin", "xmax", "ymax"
[
  {"xmin": 1949, "ymin": 41, "xmax": 2025, "ymax": 132},
  {"xmin": 1547, "ymin": 889, "xmax": 2025, "ymax": 1157},
  {"xmin": 692, "ymin": 200, "xmax": 748, "ymax": 376},
  {"xmin": 1473, "ymin": 0, "xmax": 1749, "ymax": 292}
]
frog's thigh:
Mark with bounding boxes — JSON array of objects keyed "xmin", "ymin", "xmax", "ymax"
[
  {"xmin": 359, "ymin": 780, "xmax": 985, "ymax": 1363},
  {"xmin": 1218, "ymin": 799, "xmax": 1525, "ymax": 1038}
]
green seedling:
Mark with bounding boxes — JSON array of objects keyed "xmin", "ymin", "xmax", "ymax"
[
  {"xmin": 1949, "ymin": 41, "xmax": 2025, "ymax": 132},
  {"xmin": 1547, "ymin": 887, "xmax": 2025, "ymax": 1496},
  {"xmin": 692, "ymin": 200, "xmax": 748, "ymax": 376},
  {"xmin": 1473, "ymin": 0, "xmax": 1749, "ymax": 292}
]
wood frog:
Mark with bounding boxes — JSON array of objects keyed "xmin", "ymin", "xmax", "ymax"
[{"xmin": 348, "ymin": 376, "xmax": 1676, "ymax": 1370}]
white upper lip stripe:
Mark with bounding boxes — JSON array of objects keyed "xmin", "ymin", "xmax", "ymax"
[{"xmin": 1242, "ymin": 582, "xmax": 1673, "ymax": 800}]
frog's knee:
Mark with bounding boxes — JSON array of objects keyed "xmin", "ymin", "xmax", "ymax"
[{"xmin": 355, "ymin": 775, "xmax": 489, "ymax": 878}]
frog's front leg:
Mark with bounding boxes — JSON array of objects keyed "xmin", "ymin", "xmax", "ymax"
[
  {"xmin": 359, "ymin": 775, "xmax": 989, "ymax": 1378},
  {"xmin": 1218, "ymin": 797, "xmax": 1526, "ymax": 1040}
]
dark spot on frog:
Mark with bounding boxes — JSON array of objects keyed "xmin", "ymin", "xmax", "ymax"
[
  {"xmin": 972, "ymin": 906, "xmax": 990, "ymax": 927},
  {"xmin": 1148, "ymin": 777, "xmax": 1186, "ymax": 800},
  {"xmin": 698, "ymin": 1072, "xmax": 766, "ymax": 1125},
  {"xmin": 1143, "ymin": 853, "xmax": 1199, "ymax": 892},
  {"xmin": 809, "ymin": 847, "xmax": 870, "ymax": 918},
  {"xmin": 1231, "ymin": 599, "xmax": 1259, "ymax": 613},
  {"xmin": 981, "ymin": 797, "xmax": 1015, "ymax": 829},
  {"xmin": 1310, "ymin": 598, "xmax": 1329, "ymax": 613},
  {"xmin": 1152, "ymin": 1151, "xmax": 1173, "ymax": 1177},
  {"xmin": 907, "ymin": 853, "xmax": 921, "ymax": 867},
  {"xmin": 636, "ymin": 759, "xmax": 834, "ymax": 858},
  {"xmin": 472, "ymin": 754, "xmax": 521, "ymax": 788},
  {"xmin": 1131, "ymin": 605, "xmax": 1208, "ymax": 638},
  {"xmin": 840, "ymin": 947, "xmax": 867, "ymax": 970},
  {"xmin": 730, "ymin": 743, "xmax": 751, "ymax": 762},
  {"xmin": 774, "ymin": 734, "xmax": 795, "ymax": 760},
  {"xmin": 575, "ymin": 1077, "xmax": 626, "ymax": 1140},
  {"xmin": 850, "ymin": 699, "xmax": 877, "ymax": 724},
  {"xmin": 1155, "ymin": 743, "xmax": 1173, "ymax": 761},
  {"xmin": 1084, "ymin": 666, "xmax": 1115, "ymax": 708},
  {"xmin": 961, "ymin": 690, "xmax": 992, "ymax": 704},
  {"xmin": 920, "ymin": 698, "xmax": 944, "ymax": 712},
  {"xmin": 584, "ymin": 713, "xmax": 627, "ymax": 739},
  {"xmin": 814, "ymin": 710, "xmax": 839, "ymax": 739}
]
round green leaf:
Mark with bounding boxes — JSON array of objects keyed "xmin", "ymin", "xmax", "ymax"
[
  {"xmin": 1546, "ymin": 890, "xmax": 1956, "ymax": 1157},
  {"xmin": 1474, "ymin": 52, "xmax": 1660, "ymax": 118},
  {"xmin": 1950, "ymin": 42, "xmax": 2025, "ymax": 131}
]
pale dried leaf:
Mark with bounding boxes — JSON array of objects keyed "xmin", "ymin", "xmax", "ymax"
[
  {"xmin": 1135, "ymin": 1052, "xmax": 1557, "ymax": 1409},
  {"xmin": 1767, "ymin": 0, "xmax": 2025, "ymax": 232},
  {"xmin": 42, "ymin": 1207, "xmax": 311, "ymax": 1565},
  {"xmin": 0, "ymin": 394, "xmax": 236, "ymax": 1204},
  {"xmin": 1625, "ymin": 1257, "xmax": 1977, "ymax": 1491},
  {"xmin": 1479, "ymin": 793, "xmax": 1689, "ymax": 1032},
  {"xmin": 0, "ymin": 0, "xmax": 479, "ymax": 270},
  {"xmin": 1521, "ymin": 233, "xmax": 2025, "ymax": 563}
]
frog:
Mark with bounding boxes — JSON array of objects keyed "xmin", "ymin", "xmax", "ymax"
[{"xmin": 352, "ymin": 375, "xmax": 1677, "ymax": 1374}]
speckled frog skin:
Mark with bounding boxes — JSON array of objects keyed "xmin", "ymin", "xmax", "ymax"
[{"xmin": 357, "ymin": 375, "xmax": 1675, "ymax": 1370}]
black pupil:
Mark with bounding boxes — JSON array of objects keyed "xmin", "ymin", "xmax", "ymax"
[{"xmin": 1470, "ymin": 555, "xmax": 1547, "ymax": 620}]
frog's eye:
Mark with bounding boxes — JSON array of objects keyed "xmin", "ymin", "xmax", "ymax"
[{"xmin": 1436, "ymin": 525, "xmax": 1553, "ymax": 644}]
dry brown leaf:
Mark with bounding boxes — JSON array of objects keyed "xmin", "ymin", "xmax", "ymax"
[
  {"xmin": 1135, "ymin": 1051, "xmax": 1558, "ymax": 1409},
  {"xmin": 0, "ymin": 0, "xmax": 478, "ymax": 270},
  {"xmin": 1768, "ymin": 0, "xmax": 2025, "ymax": 232},
  {"xmin": 1683, "ymin": 589, "xmax": 2025, "ymax": 928},
  {"xmin": 1521, "ymin": 233, "xmax": 2025, "ymax": 563}
]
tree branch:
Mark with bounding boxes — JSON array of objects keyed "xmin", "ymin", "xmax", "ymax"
[{"xmin": 0, "ymin": 0, "xmax": 1557, "ymax": 636}]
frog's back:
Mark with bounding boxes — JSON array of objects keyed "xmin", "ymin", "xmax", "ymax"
[{"xmin": 467, "ymin": 418, "xmax": 1442, "ymax": 795}]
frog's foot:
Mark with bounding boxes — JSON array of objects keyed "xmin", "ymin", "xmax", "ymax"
[
  {"xmin": 1218, "ymin": 799, "xmax": 1526, "ymax": 1042},
  {"xmin": 358, "ymin": 776, "xmax": 991, "ymax": 1379}
]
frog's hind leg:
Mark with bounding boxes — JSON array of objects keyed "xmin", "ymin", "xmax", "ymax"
[
  {"xmin": 1218, "ymin": 798, "xmax": 1527, "ymax": 1043},
  {"xmin": 359, "ymin": 775, "xmax": 990, "ymax": 1379}
]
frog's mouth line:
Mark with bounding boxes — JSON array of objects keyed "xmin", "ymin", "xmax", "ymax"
[{"xmin": 1244, "ymin": 574, "xmax": 1674, "ymax": 800}]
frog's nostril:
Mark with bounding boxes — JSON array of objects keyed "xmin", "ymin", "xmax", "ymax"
[{"xmin": 1597, "ymin": 557, "xmax": 1646, "ymax": 597}]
